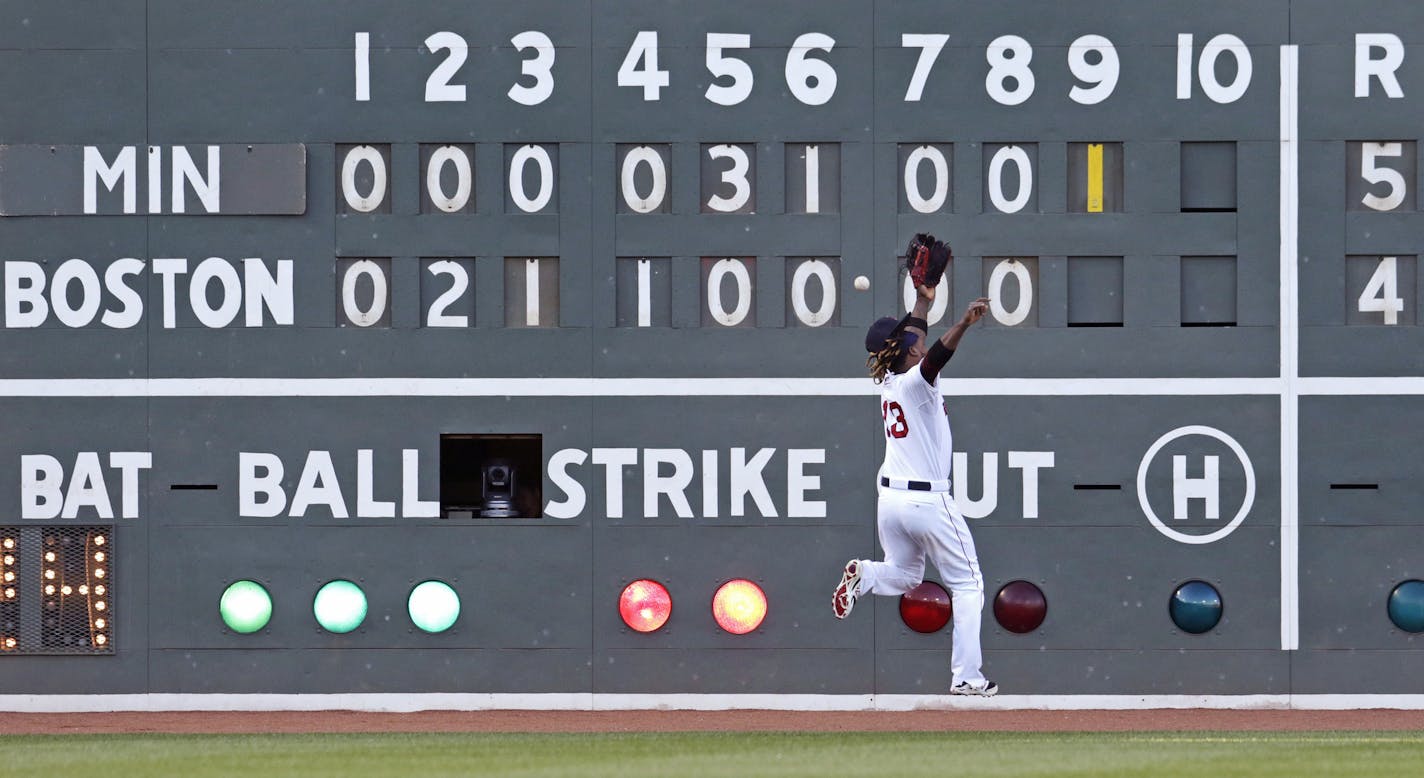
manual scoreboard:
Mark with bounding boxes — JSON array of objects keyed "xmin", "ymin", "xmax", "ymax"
[{"xmin": 1, "ymin": 0, "xmax": 1423, "ymax": 699}]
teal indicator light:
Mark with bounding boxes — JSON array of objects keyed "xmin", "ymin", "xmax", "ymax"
[
  {"xmin": 1387, "ymin": 580, "xmax": 1424, "ymax": 633},
  {"xmin": 219, "ymin": 580, "xmax": 272, "ymax": 634},
  {"xmin": 313, "ymin": 580, "xmax": 367, "ymax": 633},
  {"xmin": 407, "ymin": 580, "xmax": 461, "ymax": 633},
  {"xmin": 1169, "ymin": 580, "xmax": 1223, "ymax": 634}
]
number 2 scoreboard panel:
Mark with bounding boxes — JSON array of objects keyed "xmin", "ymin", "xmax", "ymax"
[{"xmin": 2, "ymin": 1, "xmax": 1424, "ymax": 698}]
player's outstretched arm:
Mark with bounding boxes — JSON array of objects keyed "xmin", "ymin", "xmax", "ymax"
[
  {"xmin": 901, "ymin": 283, "xmax": 934, "ymax": 344},
  {"xmin": 919, "ymin": 297, "xmax": 990, "ymax": 383}
]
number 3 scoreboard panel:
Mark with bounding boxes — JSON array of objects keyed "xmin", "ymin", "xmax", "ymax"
[{"xmin": 1, "ymin": 1, "xmax": 1423, "ymax": 698}]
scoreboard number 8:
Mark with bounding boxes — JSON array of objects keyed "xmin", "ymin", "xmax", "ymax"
[{"xmin": 985, "ymin": 35, "xmax": 1035, "ymax": 106}]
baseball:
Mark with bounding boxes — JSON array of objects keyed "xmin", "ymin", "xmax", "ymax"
[{"xmin": 853, "ymin": 275, "xmax": 870, "ymax": 291}]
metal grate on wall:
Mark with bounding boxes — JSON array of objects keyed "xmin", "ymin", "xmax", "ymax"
[
  {"xmin": 0, "ymin": 526, "xmax": 113, "ymax": 655},
  {"xmin": 0, "ymin": 529, "xmax": 17, "ymax": 651}
]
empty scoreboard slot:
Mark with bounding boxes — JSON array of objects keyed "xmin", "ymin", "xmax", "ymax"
[
  {"xmin": 1073, "ymin": 484, "xmax": 1122, "ymax": 490},
  {"xmin": 1180, "ymin": 256, "xmax": 1238, "ymax": 326},
  {"xmin": 1329, "ymin": 483, "xmax": 1380, "ymax": 490},
  {"xmin": 440, "ymin": 434, "xmax": 543, "ymax": 519},
  {"xmin": 1179, "ymin": 142, "xmax": 1237, "ymax": 212},
  {"xmin": 1067, "ymin": 256, "xmax": 1124, "ymax": 327}
]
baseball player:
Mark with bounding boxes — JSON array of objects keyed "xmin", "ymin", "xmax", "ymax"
[{"xmin": 832, "ymin": 236, "xmax": 997, "ymax": 696}]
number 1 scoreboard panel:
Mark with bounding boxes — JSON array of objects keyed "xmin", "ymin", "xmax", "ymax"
[{"xmin": 2, "ymin": 1, "xmax": 1424, "ymax": 698}]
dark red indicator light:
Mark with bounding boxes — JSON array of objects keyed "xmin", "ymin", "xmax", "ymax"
[{"xmin": 994, "ymin": 580, "xmax": 1048, "ymax": 633}]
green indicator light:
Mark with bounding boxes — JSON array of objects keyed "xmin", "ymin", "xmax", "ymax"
[
  {"xmin": 407, "ymin": 580, "xmax": 461, "ymax": 633},
  {"xmin": 313, "ymin": 580, "xmax": 367, "ymax": 634},
  {"xmin": 219, "ymin": 580, "xmax": 272, "ymax": 634}
]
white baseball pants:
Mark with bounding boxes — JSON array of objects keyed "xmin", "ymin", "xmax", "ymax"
[{"xmin": 857, "ymin": 487, "xmax": 986, "ymax": 687}]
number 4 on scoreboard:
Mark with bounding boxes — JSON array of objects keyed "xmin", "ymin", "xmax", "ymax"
[
  {"xmin": 618, "ymin": 31, "xmax": 670, "ymax": 101},
  {"xmin": 1355, "ymin": 256, "xmax": 1411, "ymax": 325}
]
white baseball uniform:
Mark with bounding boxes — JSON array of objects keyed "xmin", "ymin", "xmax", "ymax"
[{"xmin": 856, "ymin": 365, "xmax": 987, "ymax": 688}]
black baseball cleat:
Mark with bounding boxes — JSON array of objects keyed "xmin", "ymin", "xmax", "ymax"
[{"xmin": 950, "ymin": 680, "xmax": 999, "ymax": 697}]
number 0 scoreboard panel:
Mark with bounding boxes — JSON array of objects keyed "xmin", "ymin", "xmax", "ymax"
[{"xmin": 3, "ymin": 0, "xmax": 1424, "ymax": 698}]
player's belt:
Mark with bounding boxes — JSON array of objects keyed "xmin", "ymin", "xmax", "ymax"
[{"xmin": 880, "ymin": 476, "xmax": 951, "ymax": 492}]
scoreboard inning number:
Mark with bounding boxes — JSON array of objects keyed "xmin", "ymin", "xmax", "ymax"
[{"xmin": 352, "ymin": 29, "xmax": 1303, "ymax": 107}]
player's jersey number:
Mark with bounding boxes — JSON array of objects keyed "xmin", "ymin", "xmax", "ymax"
[{"xmin": 882, "ymin": 401, "xmax": 909, "ymax": 439}]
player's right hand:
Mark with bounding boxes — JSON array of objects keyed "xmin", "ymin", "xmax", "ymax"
[{"xmin": 961, "ymin": 297, "xmax": 990, "ymax": 325}]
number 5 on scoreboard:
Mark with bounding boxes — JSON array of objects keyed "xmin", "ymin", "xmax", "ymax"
[{"xmin": 1349, "ymin": 141, "xmax": 1416, "ymax": 212}]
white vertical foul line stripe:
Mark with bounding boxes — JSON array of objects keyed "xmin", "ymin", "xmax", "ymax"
[{"xmin": 1279, "ymin": 45, "xmax": 1300, "ymax": 652}]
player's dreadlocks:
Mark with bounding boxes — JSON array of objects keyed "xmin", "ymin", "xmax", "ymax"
[{"xmin": 867, "ymin": 336, "xmax": 907, "ymax": 384}]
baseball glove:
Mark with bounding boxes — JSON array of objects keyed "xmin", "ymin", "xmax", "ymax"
[{"xmin": 906, "ymin": 233, "xmax": 952, "ymax": 288}]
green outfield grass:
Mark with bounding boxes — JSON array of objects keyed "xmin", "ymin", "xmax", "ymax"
[{"xmin": 2, "ymin": 731, "xmax": 1422, "ymax": 777}]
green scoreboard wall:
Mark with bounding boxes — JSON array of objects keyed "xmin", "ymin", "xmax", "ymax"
[{"xmin": 1, "ymin": 0, "xmax": 1423, "ymax": 700}]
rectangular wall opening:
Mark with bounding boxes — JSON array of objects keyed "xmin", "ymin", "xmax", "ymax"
[{"xmin": 440, "ymin": 434, "xmax": 543, "ymax": 518}]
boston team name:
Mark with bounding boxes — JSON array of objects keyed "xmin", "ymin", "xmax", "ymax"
[{"xmin": 3, "ymin": 257, "xmax": 293, "ymax": 329}]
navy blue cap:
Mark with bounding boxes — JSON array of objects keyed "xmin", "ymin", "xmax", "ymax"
[{"xmin": 865, "ymin": 314, "xmax": 919, "ymax": 353}]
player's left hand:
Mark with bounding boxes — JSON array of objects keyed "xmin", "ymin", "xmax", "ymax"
[{"xmin": 961, "ymin": 297, "xmax": 990, "ymax": 325}]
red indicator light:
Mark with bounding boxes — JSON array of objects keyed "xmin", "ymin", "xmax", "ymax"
[
  {"xmin": 712, "ymin": 579, "xmax": 766, "ymax": 634},
  {"xmin": 619, "ymin": 579, "xmax": 672, "ymax": 633},
  {"xmin": 994, "ymin": 580, "xmax": 1048, "ymax": 634},
  {"xmin": 899, "ymin": 581, "xmax": 952, "ymax": 633}
]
